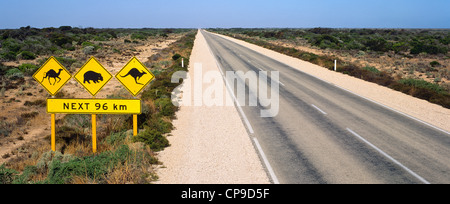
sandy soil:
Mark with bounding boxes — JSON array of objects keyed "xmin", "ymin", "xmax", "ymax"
[
  {"xmin": 155, "ymin": 31, "xmax": 270, "ymax": 184},
  {"xmin": 211, "ymin": 32, "xmax": 450, "ymax": 133}
]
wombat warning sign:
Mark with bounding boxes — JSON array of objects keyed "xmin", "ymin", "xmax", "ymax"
[{"xmin": 74, "ymin": 56, "xmax": 112, "ymax": 97}]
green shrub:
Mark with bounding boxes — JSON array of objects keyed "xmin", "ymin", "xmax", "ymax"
[
  {"xmin": 131, "ymin": 33, "xmax": 147, "ymax": 41},
  {"xmin": 397, "ymin": 78, "xmax": 446, "ymax": 94},
  {"xmin": 106, "ymin": 131, "xmax": 130, "ymax": 146},
  {"xmin": 430, "ymin": 61, "xmax": 441, "ymax": 67},
  {"xmin": 0, "ymin": 165, "xmax": 19, "ymax": 184},
  {"xmin": 132, "ymin": 129, "xmax": 169, "ymax": 152},
  {"xmin": 49, "ymin": 33, "xmax": 73, "ymax": 47},
  {"xmin": 18, "ymin": 63, "xmax": 38, "ymax": 75},
  {"xmin": 54, "ymin": 57, "xmax": 77, "ymax": 68},
  {"xmin": 363, "ymin": 66, "xmax": 381, "ymax": 74},
  {"xmin": 410, "ymin": 40, "xmax": 447, "ymax": 55},
  {"xmin": 46, "ymin": 145, "xmax": 137, "ymax": 184},
  {"xmin": 0, "ymin": 51, "xmax": 17, "ymax": 61},
  {"xmin": 5, "ymin": 68, "xmax": 24, "ymax": 79},
  {"xmin": 18, "ymin": 51, "xmax": 36, "ymax": 60},
  {"xmin": 154, "ymin": 98, "xmax": 177, "ymax": 117},
  {"xmin": 83, "ymin": 46, "xmax": 95, "ymax": 55}
]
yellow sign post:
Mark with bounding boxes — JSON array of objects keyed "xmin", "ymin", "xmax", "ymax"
[
  {"xmin": 33, "ymin": 56, "xmax": 72, "ymax": 152},
  {"xmin": 116, "ymin": 57, "xmax": 155, "ymax": 136},
  {"xmin": 73, "ymin": 57, "xmax": 112, "ymax": 153}
]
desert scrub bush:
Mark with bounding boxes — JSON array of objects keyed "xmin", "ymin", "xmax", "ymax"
[
  {"xmin": 54, "ymin": 57, "xmax": 77, "ymax": 69},
  {"xmin": 45, "ymin": 144, "xmax": 157, "ymax": 184},
  {"xmin": 81, "ymin": 41, "xmax": 101, "ymax": 50},
  {"xmin": 83, "ymin": 46, "xmax": 95, "ymax": 55},
  {"xmin": 363, "ymin": 66, "xmax": 381, "ymax": 74},
  {"xmin": 17, "ymin": 51, "xmax": 36, "ymax": 60},
  {"xmin": 49, "ymin": 33, "xmax": 74, "ymax": 47},
  {"xmin": 0, "ymin": 120, "xmax": 13, "ymax": 137},
  {"xmin": 18, "ymin": 63, "xmax": 38, "ymax": 76},
  {"xmin": 397, "ymin": 78, "xmax": 446, "ymax": 94},
  {"xmin": 154, "ymin": 97, "xmax": 177, "ymax": 117},
  {"xmin": 5, "ymin": 68, "xmax": 24, "ymax": 80},
  {"xmin": 24, "ymin": 99, "xmax": 46, "ymax": 107},
  {"xmin": 0, "ymin": 165, "xmax": 19, "ymax": 184},
  {"xmin": 130, "ymin": 32, "xmax": 147, "ymax": 41},
  {"xmin": 106, "ymin": 131, "xmax": 131, "ymax": 147},
  {"xmin": 132, "ymin": 129, "xmax": 169, "ymax": 152},
  {"xmin": 430, "ymin": 61, "xmax": 441, "ymax": 68}
]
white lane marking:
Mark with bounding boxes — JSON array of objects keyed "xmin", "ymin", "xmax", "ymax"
[
  {"xmin": 203, "ymin": 31, "xmax": 255, "ymax": 134},
  {"xmin": 346, "ymin": 128, "xmax": 430, "ymax": 184},
  {"xmin": 253, "ymin": 137, "xmax": 280, "ymax": 184},
  {"xmin": 311, "ymin": 104, "xmax": 327, "ymax": 115}
]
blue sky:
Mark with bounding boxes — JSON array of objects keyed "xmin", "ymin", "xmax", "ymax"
[{"xmin": 0, "ymin": 0, "xmax": 449, "ymax": 28}]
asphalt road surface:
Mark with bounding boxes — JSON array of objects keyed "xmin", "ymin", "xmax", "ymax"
[{"xmin": 201, "ymin": 30, "xmax": 450, "ymax": 184}]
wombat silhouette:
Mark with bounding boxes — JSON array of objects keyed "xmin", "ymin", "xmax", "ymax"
[
  {"xmin": 120, "ymin": 68, "xmax": 147, "ymax": 85},
  {"xmin": 41, "ymin": 69, "xmax": 63, "ymax": 85},
  {"xmin": 84, "ymin": 71, "xmax": 103, "ymax": 84}
]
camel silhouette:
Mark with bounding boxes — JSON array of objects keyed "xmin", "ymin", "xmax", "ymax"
[{"xmin": 41, "ymin": 69, "xmax": 63, "ymax": 85}]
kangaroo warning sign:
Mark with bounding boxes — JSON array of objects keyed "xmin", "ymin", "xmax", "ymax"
[
  {"xmin": 116, "ymin": 56, "xmax": 155, "ymax": 97},
  {"xmin": 33, "ymin": 56, "xmax": 72, "ymax": 96},
  {"xmin": 74, "ymin": 56, "xmax": 112, "ymax": 97}
]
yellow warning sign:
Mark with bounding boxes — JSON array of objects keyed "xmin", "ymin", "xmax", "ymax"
[
  {"xmin": 74, "ymin": 56, "xmax": 112, "ymax": 97},
  {"xmin": 47, "ymin": 98, "xmax": 141, "ymax": 114},
  {"xmin": 116, "ymin": 56, "xmax": 155, "ymax": 97},
  {"xmin": 32, "ymin": 56, "xmax": 71, "ymax": 96}
]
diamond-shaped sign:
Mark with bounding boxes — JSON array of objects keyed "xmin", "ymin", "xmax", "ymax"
[
  {"xmin": 116, "ymin": 56, "xmax": 155, "ymax": 97},
  {"xmin": 33, "ymin": 56, "xmax": 71, "ymax": 96},
  {"xmin": 74, "ymin": 56, "xmax": 112, "ymax": 97}
]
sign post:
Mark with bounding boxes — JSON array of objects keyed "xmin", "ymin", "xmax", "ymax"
[
  {"xmin": 51, "ymin": 113, "xmax": 56, "ymax": 151},
  {"xmin": 74, "ymin": 56, "xmax": 112, "ymax": 153}
]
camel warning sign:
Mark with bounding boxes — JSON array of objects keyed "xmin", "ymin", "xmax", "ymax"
[
  {"xmin": 74, "ymin": 56, "xmax": 112, "ymax": 97},
  {"xmin": 116, "ymin": 56, "xmax": 155, "ymax": 97},
  {"xmin": 33, "ymin": 56, "xmax": 72, "ymax": 96}
]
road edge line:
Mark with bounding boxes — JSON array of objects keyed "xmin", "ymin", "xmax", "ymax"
[{"xmin": 253, "ymin": 137, "xmax": 280, "ymax": 184}]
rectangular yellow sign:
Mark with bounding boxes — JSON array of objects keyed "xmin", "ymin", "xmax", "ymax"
[{"xmin": 47, "ymin": 98, "xmax": 141, "ymax": 114}]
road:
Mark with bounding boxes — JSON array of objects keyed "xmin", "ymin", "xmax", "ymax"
[{"xmin": 201, "ymin": 30, "xmax": 450, "ymax": 184}]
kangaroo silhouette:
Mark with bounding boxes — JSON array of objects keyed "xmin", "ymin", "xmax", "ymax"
[
  {"xmin": 121, "ymin": 68, "xmax": 147, "ymax": 85},
  {"xmin": 41, "ymin": 69, "xmax": 63, "ymax": 85}
]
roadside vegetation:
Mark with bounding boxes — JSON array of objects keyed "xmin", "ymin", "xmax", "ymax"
[
  {"xmin": 209, "ymin": 28, "xmax": 450, "ymax": 109},
  {"xmin": 0, "ymin": 26, "xmax": 196, "ymax": 184}
]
